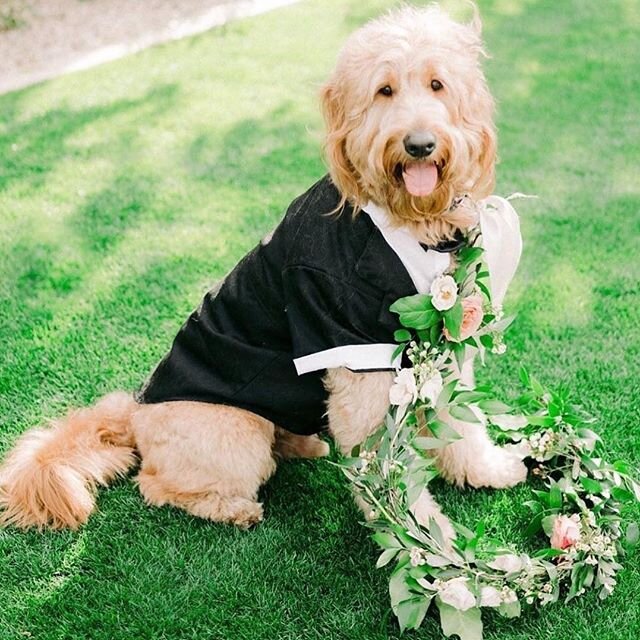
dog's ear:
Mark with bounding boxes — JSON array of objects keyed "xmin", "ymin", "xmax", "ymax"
[
  {"xmin": 463, "ymin": 80, "xmax": 497, "ymax": 199},
  {"xmin": 320, "ymin": 81, "xmax": 363, "ymax": 210}
]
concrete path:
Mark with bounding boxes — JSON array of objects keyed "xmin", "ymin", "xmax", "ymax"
[{"xmin": 0, "ymin": 0, "xmax": 301, "ymax": 95}]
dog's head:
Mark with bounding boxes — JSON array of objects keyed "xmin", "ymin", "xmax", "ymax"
[{"xmin": 321, "ymin": 5, "xmax": 496, "ymax": 243}]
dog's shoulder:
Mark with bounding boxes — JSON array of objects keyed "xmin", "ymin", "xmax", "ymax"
[{"xmin": 274, "ymin": 175, "xmax": 372, "ymax": 276}]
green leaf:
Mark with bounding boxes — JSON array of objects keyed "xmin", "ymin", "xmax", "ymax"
[
  {"xmin": 390, "ymin": 294, "xmax": 432, "ymax": 315},
  {"xmin": 525, "ymin": 415, "xmax": 555, "ymax": 427},
  {"xmin": 443, "ymin": 301, "xmax": 463, "ymax": 341},
  {"xmin": 429, "ymin": 517, "xmax": 446, "ymax": 548},
  {"xmin": 377, "ymin": 548, "xmax": 399, "ymax": 568},
  {"xmin": 458, "ymin": 246, "xmax": 484, "ymax": 266},
  {"xmin": 414, "ymin": 436, "xmax": 450, "ymax": 450},
  {"xmin": 373, "ymin": 532, "xmax": 401, "ymax": 549},
  {"xmin": 390, "ymin": 568, "xmax": 412, "ymax": 603},
  {"xmin": 396, "ymin": 596, "xmax": 433, "ymax": 631},
  {"xmin": 498, "ymin": 600, "xmax": 521, "ymax": 619},
  {"xmin": 430, "ymin": 419, "xmax": 462, "ymax": 441},
  {"xmin": 611, "ymin": 486, "xmax": 634, "ymax": 503},
  {"xmin": 580, "ymin": 477, "xmax": 603, "ymax": 495},
  {"xmin": 438, "ymin": 602, "xmax": 483, "ymax": 640},
  {"xmin": 400, "ymin": 308, "xmax": 441, "ymax": 330},
  {"xmin": 541, "ymin": 514, "xmax": 557, "ymax": 536},
  {"xmin": 477, "ymin": 399, "xmax": 512, "ymax": 414},
  {"xmin": 424, "ymin": 553, "xmax": 453, "ymax": 567},
  {"xmin": 449, "ymin": 404, "xmax": 481, "ymax": 423},
  {"xmin": 626, "ymin": 522, "xmax": 639, "ymax": 546},
  {"xmin": 454, "ymin": 390, "xmax": 487, "ymax": 404},
  {"xmin": 392, "ymin": 342, "xmax": 405, "ymax": 361},
  {"xmin": 529, "ymin": 374, "xmax": 545, "ymax": 397},
  {"xmin": 549, "ymin": 484, "xmax": 563, "ymax": 509},
  {"xmin": 533, "ymin": 547, "xmax": 566, "ymax": 559},
  {"xmin": 436, "ymin": 380, "xmax": 458, "ymax": 410},
  {"xmin": 430, "ymin": 321, "xmax": 443, "ymax": 346},
  {"xmin": 394, "ymin": 328, "xmax": 412, "ymax": 342},
  {"xmin": 519, "ymin": 365, "xmax": 530, "ymax": 387},
  {"xmin": 524, "ymin": 512, "xmax": 544, "ymax": 538}
]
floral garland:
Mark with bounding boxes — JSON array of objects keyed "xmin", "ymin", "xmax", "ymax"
[{"xmin": 339, "ymin": 206, "xmax": 640, "ymax": 640}]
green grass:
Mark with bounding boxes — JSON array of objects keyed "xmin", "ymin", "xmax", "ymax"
[{"xmin": 0, "ymin": 0, "xmax": 639, "ymax": 638}]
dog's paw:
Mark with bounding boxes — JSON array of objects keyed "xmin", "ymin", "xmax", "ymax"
[
  {"xmin": 466, "ymin": 446, "xmax": 528, "ymax": 489},
  {"xmin": 274, "ymin": 430, "xmax": 330, "ymax": 459},
  {"xmin": 231, "ymin": 500, "xmax": 264, "ymax": 529}
]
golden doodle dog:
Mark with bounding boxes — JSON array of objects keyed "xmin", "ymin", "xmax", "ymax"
[{"xmin": 0, "ymin": 5, "xmax": 527, "ymax": 537}]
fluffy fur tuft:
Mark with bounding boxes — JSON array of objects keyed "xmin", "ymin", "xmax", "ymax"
[{"xmin": 0, "ymin": 392, "xmax": 138, "ymax": 529}]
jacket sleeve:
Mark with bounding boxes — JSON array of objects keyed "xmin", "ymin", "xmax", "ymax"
[{"xmin": 283, "ymin": 266, "xmax": 400, "ymax": 375}]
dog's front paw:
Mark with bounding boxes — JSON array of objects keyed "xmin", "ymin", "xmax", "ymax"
[{"xmin": 466, "ymin": 446, "xmax": 528, "ymax": 489}]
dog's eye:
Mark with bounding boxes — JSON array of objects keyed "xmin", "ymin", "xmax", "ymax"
[
  {"xmin": 431, "ymin": 79, "xmax": 444, "ymax": 92},
  {"xmin": 378, "ymin": 85, "xmax": 393, "ymax": 97}
]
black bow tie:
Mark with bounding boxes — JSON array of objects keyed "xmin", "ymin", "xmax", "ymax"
[{"xmin": 420, "ymin": 228, "xmax": 467, "ymax": 254}]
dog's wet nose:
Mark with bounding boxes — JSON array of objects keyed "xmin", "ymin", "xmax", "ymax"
[{"xmin": 403, "ymin": 132, "xmax": 437, "ymax": 158}]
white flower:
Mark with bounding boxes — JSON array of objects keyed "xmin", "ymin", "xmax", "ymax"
[
  {"xmin": 500, "ymin": 587, "xmax": 518, "ymax": 604},
  {"xmin": 388, "ymin": 368, "xmax": 418, "ymax": 406},
  {"xmin": 410, "ymin": 547, "xmax": 426, "ymax": 567},
  {"xmin": 430, "ymin": 275, "xmax": 458, "ymax": 311},
  {"xmin": 488, "ymin": 554, "xmax": 523, "ymax": 573},
  {"xmin": 419, "ymin": 369, "xmax": 443, "ymax": 406},
  {"xmin": 438, "ymin": 577, "xmax": 476, "ymax": 611},
  {"xmin": 479, "ymin": 586, "xmax": 502, "ymax": 607},
  {"xmin": 359, "ymin": 450, "xmax": 375, "ymax": 472}
]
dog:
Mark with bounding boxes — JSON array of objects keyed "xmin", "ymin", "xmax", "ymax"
[{"xmin": 0, "ymin": 5, "xmax": 527, "ymax": 537}]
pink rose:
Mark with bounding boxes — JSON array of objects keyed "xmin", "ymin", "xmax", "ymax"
[
  {"xmin": 443, "ymin": 295, "xmax": 484, "ymax": 341},
  {"xmin": 550, "ymin": 515, "xmax": 581, "ymax": 550}
]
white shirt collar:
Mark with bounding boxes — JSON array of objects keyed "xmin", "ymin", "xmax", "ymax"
[{"xmin": 362, "ymin": 201, "xmax": 450, "ymax": 294}]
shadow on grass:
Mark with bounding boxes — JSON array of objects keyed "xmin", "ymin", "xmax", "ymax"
[{"xmin": 0, "ymin": 84, "xmax": 179, "ymax": 191}]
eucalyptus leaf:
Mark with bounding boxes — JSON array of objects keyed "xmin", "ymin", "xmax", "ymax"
[
  {"xmin": 449, "ymin": 404, "xmax": 481, "ymax": 423},
  {"xmin": 414, "ymin": 436, "xmax": 450, "ymax": 450},
  {"xmin": 438, "ymin": 602, "xmax": 483, "ymax": 640},
  {"xmin": 377, "ymin": 548, "xmax": 399, "ymax": 568},
  {"xmin": 436, "ymin": 380, "xmax": 458, "ymax": 410},
  {"xmin": 390, "ymin": 569, "xmax": 413, "ymax": 612},
  {"xmin": 477, "ymin": 399, "xmax": 512, "ymax": 414},
  {"xmin": 497, "ymin": 600, "xmax": 521, "ymax": 619},
  {"xmin": 430, "ymin": 419, "xmax": 462, "ymax": 441},
  {"xmin": 373, "ymin": 532, "xmax": 402, "ymax": 549},
  {"xmin": 396, "ymin": 596, "xmax": 433, "ymax": 631}
]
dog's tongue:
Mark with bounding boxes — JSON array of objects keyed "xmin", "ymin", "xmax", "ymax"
[{"xmin": 402, "ymin": 162, "xmax": 438, "ymax": 196}]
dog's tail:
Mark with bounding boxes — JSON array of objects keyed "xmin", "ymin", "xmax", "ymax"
[{"xmin": 0, "ymin": 392, "xmax": 138, "ymax": 530}]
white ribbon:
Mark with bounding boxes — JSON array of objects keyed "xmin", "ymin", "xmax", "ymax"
[{"xmin": 478, "ymin": 196, "xmax": 523, "ymax": 307}]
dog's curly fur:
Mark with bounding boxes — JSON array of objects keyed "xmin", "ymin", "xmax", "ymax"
[{"xmin": 0, "ymin": 4, "xmax": 526, "ymax": 534}]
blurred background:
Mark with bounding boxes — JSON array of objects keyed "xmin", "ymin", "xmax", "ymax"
[{"xmin": 0, "ymin": 1, "xmax": 638, "ymax": 640}]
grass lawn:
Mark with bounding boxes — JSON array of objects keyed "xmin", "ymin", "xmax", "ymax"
[{"xmin": 1, "ymin": 0, "xmax": 639, "ymax": 638}]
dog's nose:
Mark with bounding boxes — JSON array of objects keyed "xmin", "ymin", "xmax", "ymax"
[{"xmin": 403, "ymin": 132, "xmax": 437, "ymax": 158}]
